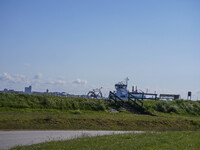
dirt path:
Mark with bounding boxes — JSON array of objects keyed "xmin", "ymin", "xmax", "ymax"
[{"xmin": 0, "ymin": 130, "xmax": 150, "ymax": 149}]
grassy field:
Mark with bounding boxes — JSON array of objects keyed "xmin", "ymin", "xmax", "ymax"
[
  {"xmin": 0, "ymin": 92, "xmax": 200, "ymax": 131},
  {"xmin": 143, "ymin": 99, "xmax": 200, "ymax": 116},
  {"xmin": 1, "ymin": 93, "xmax": 200, "ymax": 149},
  {"xmin": 11, "ymin": 131, "xmax": 200, "ymax": 150},
  {"xmin": 0, "ymin": 92, "xmax": 108, "ymax": 111},
  {"xmin": 0, "ymin": 109, "xmax": 200, "ymax": 131},
  {"xmin": 1, "ymin": 92, "xmax": 200, "ymax": 115}
]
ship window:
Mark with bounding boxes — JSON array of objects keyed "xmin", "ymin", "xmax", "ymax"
[
  {"xmin": 115, "ymin": 85, "xmax": 127, "ymax": 89},
  {"xmin": 122, "ymin": 86, "xmax": 126, "ymax": 89}
]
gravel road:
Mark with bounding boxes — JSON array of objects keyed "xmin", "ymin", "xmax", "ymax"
[{"xmin": 0, "ymin": 130, "xmax": 147, "ymax": 149}]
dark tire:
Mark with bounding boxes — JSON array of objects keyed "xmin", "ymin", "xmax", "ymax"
[{"xmin": 87, "ymin": 91, "xmax": 96, "ymax": 99}]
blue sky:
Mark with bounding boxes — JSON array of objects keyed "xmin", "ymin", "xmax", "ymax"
[{"xmin": 0, "ymin": 0, "xmax": 200, "ymax": 99}]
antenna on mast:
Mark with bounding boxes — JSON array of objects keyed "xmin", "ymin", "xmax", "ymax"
[{"xmin": 125, "ymin": 77, "xmax": 129, "ymax": 85}]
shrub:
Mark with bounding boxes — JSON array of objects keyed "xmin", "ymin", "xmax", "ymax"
[
  {"xmin": 167, "ymin": 105, "xmax": 179, "ymax": 113},
  {"xmin": 155, "ymin": 101, "xmax": 168, "ymax": 113}
]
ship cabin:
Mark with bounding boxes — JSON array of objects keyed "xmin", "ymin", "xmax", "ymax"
[{"xmin": 115, "ymin": 83, "xmax": 129, "ymax": 100}]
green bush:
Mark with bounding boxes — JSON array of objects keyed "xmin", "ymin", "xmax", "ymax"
[
  {"xmin": 155, "ymin": 101, "xmax": 168, "ymax": 113},
  {"xmin": 167, "ymin": 105, "xmax": 179, "ymax": 113}
]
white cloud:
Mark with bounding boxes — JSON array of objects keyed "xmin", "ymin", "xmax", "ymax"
[
  {"xmin": 55, "ymin": 80, "xmax": 67, "ymax": 85},
  {"xmin": 0, "ymin": 72, "xmax": 28, "ymax": 84},
  {"xmin": 0, "ymin": 72, "xmax": 14, "ymax": 82},
  {"xmin": 43, "ymin": 79, "xmax": 67, "ymax": 86},
  {"xmin": 72, "ymin": 78, "xmax": 87, "ymax": 85},
  {"xmin": 0, "ymin": 72, "xmax": 90, "ymax": 94},
  {"xmin": 13, "ymin": 74, "xmax": 28, "ymax": 83},
  {"xmin": 0, "ymin": 72, "xmax": 68, "ymax": 87}
]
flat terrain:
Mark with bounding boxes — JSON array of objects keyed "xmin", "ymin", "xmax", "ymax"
[
  {"xmin": 11, "ymin": 131, "xmax": 200, "ymax": 150},
  {"xmin": 0, "ymin": 130, "xmax": 141, "ymax": 149}
]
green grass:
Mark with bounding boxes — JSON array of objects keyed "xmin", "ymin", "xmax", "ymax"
[
  {"xmin": 0, "ymin": 110, "xmax": 200, "ymax": 131},
  {"xmin": 1, "ymin": 92, "xmax": 200, "ymax": 116},
  {"xmin": 1, "ymin": 93, "xmax": 200, "ymax": 149},
  {"xmin": 0, "ymin": 92, "xmax": 108, "ymax": 111},
  {"xmin": 11, "ymin": 131, "xmax": 200, "ymax": 150},
  {"xmin": 0, "ymin": 92, "xmax": 200, "ymax": 131},
  {"xmin": 143, "ymin": 99, "xmax": 200, "ymax": 116}
]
